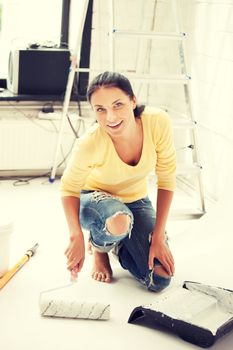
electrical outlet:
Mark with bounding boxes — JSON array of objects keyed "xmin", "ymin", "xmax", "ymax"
[
  {"xmin": 38, "ymin": 111, "xmax": 82, "ymax": 121},
  {"xmin": 38, "ymin": 111, "xmax": 62, "ymax": 120}
]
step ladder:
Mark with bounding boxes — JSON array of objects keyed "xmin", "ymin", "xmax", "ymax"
[
  {"xmin": 50, "ymin": 0, "xmax": 205, "ymax": 220},
  {"xmin": 108, "ymin": 0, "xmax": 206, "ymax": 219}
]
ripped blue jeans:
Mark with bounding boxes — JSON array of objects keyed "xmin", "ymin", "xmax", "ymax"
[{"xmin": 80, "ymin": 190, "xmax": 171, "ymax": 292}]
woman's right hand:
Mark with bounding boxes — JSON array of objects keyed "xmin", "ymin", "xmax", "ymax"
[{"xmin": 65, "ymin": 233, "xmax": 85, "ymax": 278}]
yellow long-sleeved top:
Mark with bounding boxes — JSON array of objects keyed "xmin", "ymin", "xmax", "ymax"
[{"xmin": 60, "ymin": 106, "xmax": 176, "ymax": 203}]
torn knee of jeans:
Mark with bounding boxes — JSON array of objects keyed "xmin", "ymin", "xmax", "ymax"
[
  {"xmin": 153, "ymin": 265, "xmax": 170, "ymax": 278},
  {"xmin": 104, "ymin": 211, "xmax": 133, "ymax": 237},
  {"xmin": 146, "ymin": 268, "xmax": 171, "ymax": 292}
]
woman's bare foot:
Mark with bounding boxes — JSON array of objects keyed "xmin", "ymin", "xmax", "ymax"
[{"xmin": 92, "ymin": 251, "xmax": 112, "ymax": 283}]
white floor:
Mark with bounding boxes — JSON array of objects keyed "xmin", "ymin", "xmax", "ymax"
[{"xmin": 0, "ymin": 178, "xmax": 233, "ymax": 350}]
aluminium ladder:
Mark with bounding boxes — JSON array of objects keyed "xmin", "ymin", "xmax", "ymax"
[
  {"xmin": 108, "ymin": 0, "xmax": 205, "ymax": 219},
  {"xmin": 50, "ymin": 0, "xmax": 205, "ymax": 220}
]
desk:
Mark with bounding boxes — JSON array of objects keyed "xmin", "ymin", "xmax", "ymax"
[
  {"xmin": 0, "ymin": 88, "xmax": 83, "ymax": 104},
  {"xmin": 0, "ymin": 89, "xmax": 65, "ymax": 102}
]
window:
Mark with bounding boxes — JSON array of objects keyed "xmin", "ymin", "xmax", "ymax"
[{"xmin": 0, "ymin": 0, "xmax": 62, "ymax": 78}]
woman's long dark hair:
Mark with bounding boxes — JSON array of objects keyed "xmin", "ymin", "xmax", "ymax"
[{"xmin": 86, "ymin": 71, "xmax": 145, "ymax": 118}]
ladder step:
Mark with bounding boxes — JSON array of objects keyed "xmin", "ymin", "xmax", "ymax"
[
  {"xmin": 172, "ymin": 117, "xmax": 196, "ymax": 129},
  {"xmin": 156, "ymin": 108, "xmax": 196, "ymax": 128},
  {"xmin": 163, "ymin": 109, "xmax": 196, "ymax": 121},
  {"xmin": 113, "ymin": 30, "xmax": 185, "ymax": 40},
  {"xmin": 76, "ymin": 68, "xmax": 191, "ymax": 84},
  {"xmin": 177, "ymin": 163, "xmax": 202, "ymax": 175},
  {"xmin": 170, "ymin": 208, "xmax": 206, "ymax": 220},
  {"xmin": 76, "ymin": 70, "xmax": 191, "ymax": 84},
  {"xmin": 123, "ymin": 73, "xmax": 191, "ymax": 84}
]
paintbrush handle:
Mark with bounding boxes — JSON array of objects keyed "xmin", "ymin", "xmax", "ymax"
[
  {"xmin": 0, "ymin": 255, "xmax": 29, "ymax": 289},
  {"xmin": 0, "ymin": 243, "xmax": 39, "ymax": 290}
]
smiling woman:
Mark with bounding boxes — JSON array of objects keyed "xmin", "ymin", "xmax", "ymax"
[{"xmin": 60, "ymin": 71, "xmax": 176, "ymax": 293}]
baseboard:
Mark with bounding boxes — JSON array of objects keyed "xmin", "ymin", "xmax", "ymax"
[{"xmin": 0, "ymin": 168, "xmax": 64, "ymax": 178}]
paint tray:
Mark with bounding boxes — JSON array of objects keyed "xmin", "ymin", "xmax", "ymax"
[
  {"xmin": 39, "ymin": 283, "xmax": 110, "ymax": 320},
  {"xmin": 128, "ymin": 281, "xmax": 233, "ymax": 348}
]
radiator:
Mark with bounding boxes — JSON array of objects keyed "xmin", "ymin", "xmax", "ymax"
[{"xmin": 0, "ymin": 113, "xmax": 81, "ymax": 175}]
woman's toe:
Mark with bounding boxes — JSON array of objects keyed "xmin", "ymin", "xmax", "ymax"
[{"xmin": 104, "ymin": 274, "xmax": 111, "ymax": 283}]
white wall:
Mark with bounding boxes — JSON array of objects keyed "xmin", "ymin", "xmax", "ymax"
[{"xmin": 179, "ymin": 0, "xmax": 233, "ymax": 200}]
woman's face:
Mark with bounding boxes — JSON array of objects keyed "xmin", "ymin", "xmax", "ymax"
[{"xmin": 90, "ymin": 86, "xmax": 137, "ymax": 138}]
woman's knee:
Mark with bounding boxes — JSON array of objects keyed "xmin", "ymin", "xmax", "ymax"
[
  {"xmin": 146, "ymin": 268, "xmax": 171, "ymax": 292},
  {"xmin": 106, "ymin": 212, "xmax": 132, "ymax": 236},
  {"xmin": 153, "ymin": 265, "xmax": 171, "ymax": 278}
]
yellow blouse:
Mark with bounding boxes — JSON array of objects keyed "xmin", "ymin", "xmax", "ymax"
[{"xmin": 60, "ymin": 106, "xmax": 176, "ymax": 203}]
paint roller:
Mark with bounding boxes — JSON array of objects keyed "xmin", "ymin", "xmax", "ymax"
[{"xmin": 39, "ymin": 283, "xmax": 110, "ymax": 320}]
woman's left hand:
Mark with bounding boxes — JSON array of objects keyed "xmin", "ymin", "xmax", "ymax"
[{"xmin": 148, "ymin": 233, "xmax": 175, "ymax": 276}]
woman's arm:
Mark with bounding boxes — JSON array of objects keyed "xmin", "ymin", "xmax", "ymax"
[
  {"xmin": 149, "ymin": 111, "xmax": 176, "ymax": 275},
  {"xmin": 148, "ymin": 189, "xmax": 175, "ymax": 276},
  {"xmin": 62, "ymin": 196, "xmax": 85, "ymax": 277}
]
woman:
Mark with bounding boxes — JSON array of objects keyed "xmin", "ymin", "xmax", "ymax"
[{"xmin": 60, "ymin": 71, "xmax": 176, "ymax": 292}]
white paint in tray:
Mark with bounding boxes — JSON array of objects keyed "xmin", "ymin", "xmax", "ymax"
[{"xmin": 143, "ymin": 283, "xmax": 233, "ymax": 335}]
